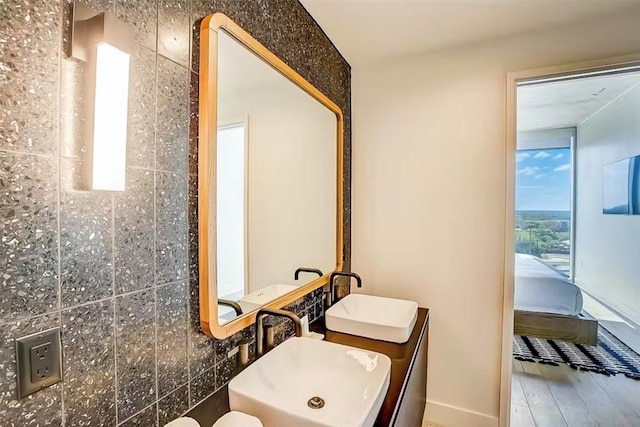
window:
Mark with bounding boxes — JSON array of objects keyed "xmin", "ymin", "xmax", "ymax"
[{"xmin": 516, "ymin": 147, "xmax": 572, "ymax": 275}]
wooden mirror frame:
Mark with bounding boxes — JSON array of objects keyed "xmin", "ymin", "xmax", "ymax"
[{"xmin": 198, "ymin": 13, "xmax": 345, "ymax": 338}]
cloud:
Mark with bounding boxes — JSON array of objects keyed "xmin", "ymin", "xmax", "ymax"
[
  {"xmin": 534, "ymin": 151, "xmax": 551, "ymax": 159},
  {"xmin": 552, "ymin": 154, "xmax": 563, "ymax": 160},
  {"xmin": 519, "ymin": 185, "xmax": 543, "ymax": 189},
  {"xmin": 516, "ymin": 153, "xmax": 530, "ymax": 162},
  {"xmin": 554, "ymin": 164, "xmax": 571, "ymax": 172},
  {"xmin": 535, "ymin": 174, "xmax": 546, "ymax": 179},
  {"xmin": 518, "ymin": 166, "xmax": 541, "ymax": 176}
]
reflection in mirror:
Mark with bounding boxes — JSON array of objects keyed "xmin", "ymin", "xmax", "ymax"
[{"xmin": 215, "ymin": 29, "xmax": 337, "ymax": 324}]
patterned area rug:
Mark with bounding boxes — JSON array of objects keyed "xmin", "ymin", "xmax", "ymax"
[{"xmin": 513, "ymin": 326, "xmax": 640, "ymax": 380}]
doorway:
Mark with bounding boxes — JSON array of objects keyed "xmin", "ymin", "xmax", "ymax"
[{"xmin": 502, "ymin": 57, "xmax": 640, "ymax": 427}]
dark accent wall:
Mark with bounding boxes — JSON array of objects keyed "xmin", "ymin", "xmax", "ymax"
[{"xmin": 0, "ymin": 0, "xmax": 351, "ymax": 426}]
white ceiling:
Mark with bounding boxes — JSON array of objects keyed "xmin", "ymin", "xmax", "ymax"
[
  {"xmin": 517, "ymin": 72, "xmax": 640, "ymax": 131},
  {"xmin": 299, "ymin": 0, "xmax": 640, "ymax": 66}
]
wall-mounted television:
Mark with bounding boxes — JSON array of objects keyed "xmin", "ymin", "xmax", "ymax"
[{"xmin": 603, "ymin": 155, "xmax": 640, "ymax": 215}]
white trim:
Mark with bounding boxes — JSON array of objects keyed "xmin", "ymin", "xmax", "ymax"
[
  {"xmin": 501, "ymin": 53, "xmax": 640, "ymax": 427},
  {"xmin": 425, "ymin": 400, "xmax": 499, "ymax": 427},
  {"xmin": 570, "ymin": 133, "xmax": 577, "ymax": 281}
]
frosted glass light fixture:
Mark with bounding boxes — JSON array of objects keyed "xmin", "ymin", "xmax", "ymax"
[{"xmin": 70, "ymin": 4, "xmax": 134, "ymax": 191}]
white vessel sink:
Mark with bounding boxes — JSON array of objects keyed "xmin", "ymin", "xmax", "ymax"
[
  {"xmin": 325, "ymin": 294, "xmax": 418, "ymax": 343},
  {"xmin": 229, "ymin": 337, "xmax": 390, "ymax": 427},
  {"xmin": 238, "ymin": 284, "xmax": 297, "ymax": 313}
]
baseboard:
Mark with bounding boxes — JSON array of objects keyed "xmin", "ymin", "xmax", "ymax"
[{"xmin": 424, "ymin": 400, "xmax": 499, "ymax": 427}]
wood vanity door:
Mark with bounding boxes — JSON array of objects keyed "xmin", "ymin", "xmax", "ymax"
[{"xmin": 391, "ymin": 324, "xmax": 428, "ymax": 427}]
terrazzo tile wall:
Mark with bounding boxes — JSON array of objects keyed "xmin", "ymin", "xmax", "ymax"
[{"xmin": 0, "ymin": 0, "xmax": 351, "ymax": 426}]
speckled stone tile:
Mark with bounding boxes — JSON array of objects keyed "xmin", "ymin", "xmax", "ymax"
[
  {"xmin": 119, "ymin": 404, "xmax": 157, "ymax": 427},
  {"xmin": 0, "ymin": 152, "xmax": 58, "ymax": 323},
  {"xmin": 188, "ymin": 71, "xmax": 198, "ymax": 177},
  {"xmin": 158, "ymin": 385, "xmax": 188, "ymax": 426},
  {"xmin": 60, "ymin": 159, "xmax": 113, "ymax": 308},
  {"xmin": 189, "ymin": 367, "xmax": 215, "ymax": 406},
  {"xmin": 158, "ymin": 0, "xmax": 190, "ymax": 67},
  {"xmin": 188, "ymin": 277, "xmax": 216, "ymax": 378},
  {"xmin": 0, "ymin": 0, "xmax": 60, "ymax": 155},
  {"xmin": 116, "ymin": 0, "xmax": 157, "ymax": 51},
  {"xmin": 68, "ymin": 0, "xmax": 116, "ymax": 13},
  {"xmin": 114, "ymin": 168, "xmax": 154, "ymax": 295},
  {"xmin": 214, "ymin": 354, "xmax": 236, "ymax": 390},
  {"xmin": 155, "ymin": 171, "xmax": 188, "ymax": 285},
  {"xmin": 127, "ymin": 45, "xmax": 157, "ymax": 169},
  {"xmin": 62, "ymin": 300, "xmax": 116, "ymax": 427},
  {"xmin": 187, "ymin": 172, "xmax": 198, "ymax": 280},
  {"xmin": 156, "ymin": 56, "xmax": 189, "ymax": 175},
  {"xmin": 116, "ymin": 289, "xmax": 156, "ymax": 421},
  {"xmin": 157, "ymin": 281, "xmax": 188, "ymax": 398},
  {"xmin": 0, "ymin": 314, "xmax": 62, "ymax": 426}
]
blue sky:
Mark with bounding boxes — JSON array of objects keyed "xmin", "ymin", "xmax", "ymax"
[{"xmin": 516, "ymin": 148, "xmax": 571, "ymax": 211}]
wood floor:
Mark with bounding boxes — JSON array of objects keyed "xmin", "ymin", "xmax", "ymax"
[
  {"xmin": 512, "ymin": 291, "xmax": 640, "ymax": 427},
  {"xmin": 512, "ymin": 359, "xmax": 640, "ymax": 426}
]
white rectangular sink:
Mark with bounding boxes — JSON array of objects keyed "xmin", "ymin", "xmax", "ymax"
[
  {"xmin": 229, "ymin": 337, "xmax": 390, "ymax": 427},
  {"xmin": 238, "ymin": 284, "xmax": 298, "ymax": 313},
  {"xmin": 325, "ymin": 294, "xmax": 418, "ymax": 343}
]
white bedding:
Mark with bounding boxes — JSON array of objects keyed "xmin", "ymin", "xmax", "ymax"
[{"xmin": 514, "ymin": 253, "xmax": 583, "ymax": 316}]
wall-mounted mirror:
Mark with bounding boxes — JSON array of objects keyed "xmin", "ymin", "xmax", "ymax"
[{"xmin": 199, "ymin": 14, "xmax": 344, "ymax": 338}]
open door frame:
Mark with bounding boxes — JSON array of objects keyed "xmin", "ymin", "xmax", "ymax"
[{"xmin": 500, "ymin": 53, "xmax": 640, "ymax": 427}]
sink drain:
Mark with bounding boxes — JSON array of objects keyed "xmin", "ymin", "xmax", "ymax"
[{"xmin": 307, "ymin": 396, "xmax": 325, "ymax": 409}]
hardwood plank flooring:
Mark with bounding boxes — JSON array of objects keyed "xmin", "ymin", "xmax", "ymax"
[
  {"xmin": 512, "ymin": 360, "xmax": 640, "ymax": 427},
  {"xmin": 517, "ymin": 361, "xmax": 568, "ymax": 426}
]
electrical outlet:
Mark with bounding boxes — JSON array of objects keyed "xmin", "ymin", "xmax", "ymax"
[
  {"xmin": 15, "ymin": 327, "xmax": 62, "ymax": 399},
  {"xmin": 30, "ymin": 342, "xmax": 54, "ymax": 382}
]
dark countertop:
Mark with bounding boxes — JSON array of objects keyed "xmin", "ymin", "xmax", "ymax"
[{"xmin": 186, "ymin": 308, "xmax": 430, "ymax": 427}]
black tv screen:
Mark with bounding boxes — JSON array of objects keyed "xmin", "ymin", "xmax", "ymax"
[
  {"xmin": 603, "ymin": 155, "xmax": 640, "ymax": 215},
  {"xmin": 631, "ymin": 155, "xmax": 640, "ymax": 214}
]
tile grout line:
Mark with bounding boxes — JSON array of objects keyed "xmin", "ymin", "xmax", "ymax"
[
  {"xmin": 0, "ymin": 278, "xmax": 190, "ymax": 328},
  {"xmin": 186, "ymin": 0, "xmax": 194, "ymax": 404},
  {"xmin": 0, "ymin": 148, "xmax": 60, "ymax": 159},
  {"xmin": 154, "ymin": 20, "xmax": 160, "ymax": 421},
  {"xmin": 186, "ymin": 1, "xmax": 193, "ymax": 411},
  {"xmin": 56, "ymin": 1, "xmax": 64, "ymax": 422},
  {"xmin": 112, "ymin": 180, "xmax": 119, "ymax": 425}
]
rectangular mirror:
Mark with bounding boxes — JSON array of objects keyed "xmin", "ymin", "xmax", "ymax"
[{"xmin": 199, "ymin": 14, "xmax": 344, "ymax": 338}]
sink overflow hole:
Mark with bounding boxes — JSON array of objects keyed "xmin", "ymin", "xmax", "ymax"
[{"xmin": 307, "ymin": 396, "xmax": 325, "ymax": 409}]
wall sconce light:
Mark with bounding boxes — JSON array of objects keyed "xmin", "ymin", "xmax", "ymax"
[{"xmin": 70, "ymin": 4, "xmax": 134, "ymax": 191}]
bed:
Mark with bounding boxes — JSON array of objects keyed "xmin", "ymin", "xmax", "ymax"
[{"xmin": 514, "ymin": 254, "xmax": 598, "ymax": 345}]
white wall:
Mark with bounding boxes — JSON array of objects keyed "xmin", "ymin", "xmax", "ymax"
[
  {"xmin": 220, "ymin": 83, "xmax": 337, "ymax": 294},
  {"xmin": 351, "ymin": 10, "xmax": 640, "ymax": 427},
  {"xmin": 575, "ymin": 83, "xmax": 640, "ymax": 325}
]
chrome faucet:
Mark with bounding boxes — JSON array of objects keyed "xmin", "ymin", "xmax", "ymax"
[{"xmin": 255, "ymin": 308, "xmax": 302, "ymax": 358}]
